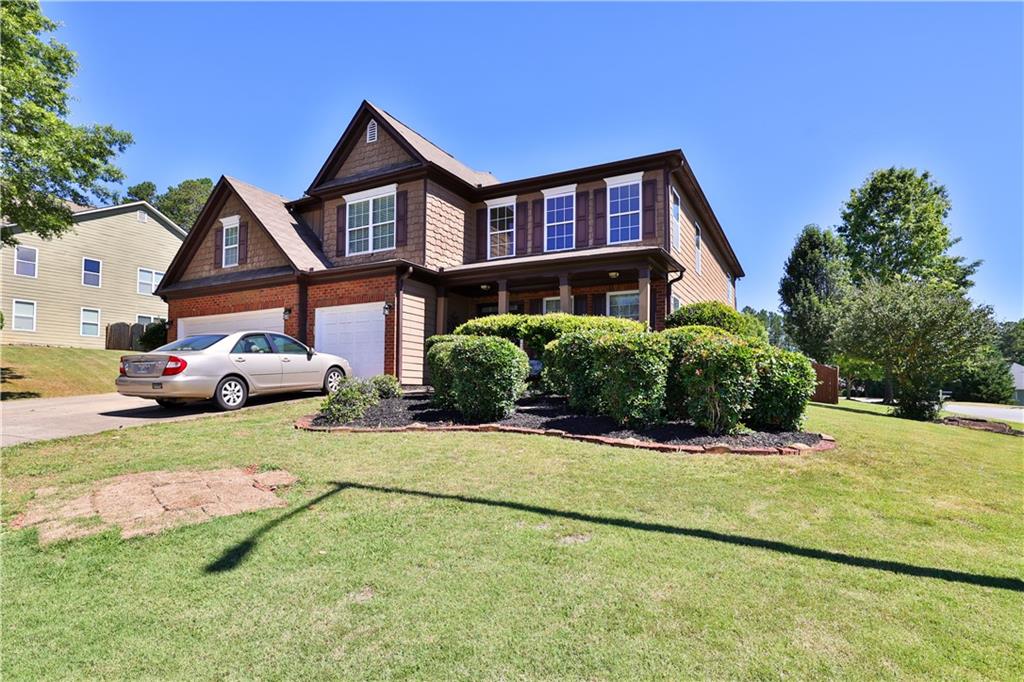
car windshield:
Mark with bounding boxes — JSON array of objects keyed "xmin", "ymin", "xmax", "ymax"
[{"xmin": 155, "ymin": 334, "xmax": 227, "ymax": 352}]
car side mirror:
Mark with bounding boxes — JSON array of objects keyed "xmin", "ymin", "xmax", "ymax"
[{"xmin": 307, "ymin": 348, "xmax": 315, "ymax": 360}]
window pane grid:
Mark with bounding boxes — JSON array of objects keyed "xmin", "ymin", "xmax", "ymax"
[
  {"xmin": 15, "ymin": 246, "xmax": 37, "ymax": 277},
  {"xmin": 545, "ymin": 194, "xmax": 574, "ymax": 251},
  {"xmin": 609, "ymin": 183, "xmax": 641, "ymax": 243},
  {"xmin": 489, "ymin": 204, "xmax": 515, "ymax": 258},
  {"xmin": 608, "ymin": 292, "xmax": 640, "ymax": 320},
  {"xmin": 348, "ymin": 195, "xmax": 396, "ymax": 254}
]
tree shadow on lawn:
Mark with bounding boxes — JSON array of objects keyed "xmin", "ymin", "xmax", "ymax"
[
  {"xmin": 204, "ymin": 481, "xmax": 1023, "ymax": 593},
  {"xmin": 813, "ymin": 402, "xmax": 898, "ymax": 419}
]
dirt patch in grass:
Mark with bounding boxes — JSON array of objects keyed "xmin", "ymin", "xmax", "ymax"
[{"xmin": 8, "ymin": 468, "xmax": 297, "ymax": 545}]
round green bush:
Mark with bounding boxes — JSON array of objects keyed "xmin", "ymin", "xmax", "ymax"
[
  {"xmin": 452, "ymin": 314, "xmax": 529, "ymax": 344},
  {"xmin": 318, "ymin": 376, "xmax": 379, "ymax": 424},
  {"xmin": 137, "ymin": 319, "xmax": 169, "ymax": 351},
  {"xmin": 542, "ymin": 330, "xmax": 606, "ymax": 413},
  {"xmin": 665, "ymin": 301, "xmax": 767, "ymax": 342},
  {"xmin": 591, "ymin": 331, "xmax": 671, "ymax": 426},
  {"xmin": 661, "ymin": 325, "xmax": 757, "ymax": 435},
  {"xmin": 426, "ymin": 340, "xmax": 458, "ymax": 407},
  {"xmin": 368, "ymin": 374, "xmax": 403, "ymax": 399},
  {"xmin": 745, "ymin": 346, "xmax": 816, "ymax": 431},
  {"xmin": 521, "ymin": 313, "xmax": 645, "ymax": 356},
  {"xmin": 447, "ymin": 336, "xmax": 529, "ymax": 421},
  {"xmin": 424, "ymin": 334, "xmax": 465, "ymax": 352}
]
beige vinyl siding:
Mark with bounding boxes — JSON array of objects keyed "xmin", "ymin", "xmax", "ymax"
[
  {"xmin": 1, "ymin": 206, "xmax": 183, "ymax": 348},
  {"xmin": 400, "ymin": 279, "xmax": 436, "ymax": 385},
  {"xmin": 668, "ymin": 177, "xmax": 735, "ymax": 308}
]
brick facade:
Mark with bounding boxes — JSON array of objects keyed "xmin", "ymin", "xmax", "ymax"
[
  {"xmin": 166, "ymin": 283, "xmax": 300, "ymax": 343},
  {"xmin": 306, "ymin": 275, "xmax": 397, "ymax": 376}
]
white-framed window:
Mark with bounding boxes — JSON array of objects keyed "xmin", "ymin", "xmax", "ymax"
[
  {"xmin": 605, "ymin": 172, "xmax": 643, "ymax": 244},
  {"xmin": 137, "ymin": 209, "xmax": 148, "ymax": 223},
  {"xmin": 82, "ymin": 257, "xmax": 102, "ymax": 287},
  {"xmin": 485, "ymin": 196, "xmax": 516, "ymax": 259},
  {"xmin": 221, "ymin": 215, "xmax": 240, "ymax": 267},
  {"xmin": 80, "ymin": 308, "xmax": 100, "ymax": 337},
  {"xmin": 366, "ymin": 119, "xmax": 378, "ymax": 143},
  {"xmin": 14, "ymin": 245, "xmax": 37, "ymax": 278},
  {"xmin": 137, "ymin": 315, "xmax": 162, "ymax": 326},
  {"xmin": 670, "ymin": 186, "xmax": 682, "ymax": 250},
  {"xmin": 344, "ymin": 184, "xmax": 396, "ymax": 255},
  {"xmin": 12, "ymin": 299, "xmax": 36, "ymax": 331},
  {"xmin": 607, "ymin": 290, "xmax": 641, "ymax": 320},
  {"xmin": 694, "ymin": 221, "xmax": 702, "ymax": 274},
  {"xmin": 137, "ymin": 268, "xmax": 164, "ymax": 295},
  {"xmin": 542, "ymin": 296, "xmax": 575, "ymax": 314},
  {"xmin": 671, "ymin": 295, "xmax": 682, "ymax": 312},
  {"xmin": 543, "ymin": 185, "xmax": 576, "ymax": 252},
  {"xmin": 728, "ymin": 275, "xmax": 736, "ymax": 306}
]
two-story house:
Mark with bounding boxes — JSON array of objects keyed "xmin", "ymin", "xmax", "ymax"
[
  {"xmin": 155, "ymin": 101, "xmax": 744, "ymax": 383},
  {"xmin": 2, "ymin": 201, "xmax": 186, "ymax": 348}
]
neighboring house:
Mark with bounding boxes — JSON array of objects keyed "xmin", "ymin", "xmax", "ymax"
[
  {"xmin": 1012, "ymin": 363, "xmax": 1024, "ymax": 406},
  {"xmin": 156, "ymin": 101, "xmax": 744, "ymax": 383},
  {"xmin": 1, "ymin": 202, "xmax": 186, "ymax": 348}
]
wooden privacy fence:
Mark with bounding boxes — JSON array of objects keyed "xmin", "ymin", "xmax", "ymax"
[
  {"xmin": 105, "ymin": 322, "xmax": 148, "ymax": 351},
  {"xmin": 811, "ymin": 362, "xmax": 839, "ymax": 404}
]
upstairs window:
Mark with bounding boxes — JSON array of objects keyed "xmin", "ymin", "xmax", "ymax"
[
  {"xmin": 486, "ymin": 198, "xmax": 516, "ymax": 259},
  {"xmin": 221, "ymin": 216, "xmax": 240, "ymax": 267},
  {"xmin": 366, "ymin": 119, "xmax": 378, "ymax": 143},
  {"xmin": 543, "ymin": 186, "xmax": 575, "ymax": 252},
  {"xmin": 345, "ymin": 185, "xmax": 396, "ymax": 255},
  {"xmin": 82, "ymin": 258, "xmax": 102, "ymax": 287},
  {"xmin": 14, "ymin": 245, "xmax": 37, "ymax": 278},
  {"xmin": 605, "ymin": 173, "xmax": 642, "ymax": 244},
  {"xmin": 608, "ymin": 291, "xmax": 641, "ymax": 320},
  {"xmin": 694, "ymin": 221, "xmax": 703, "ymax": 274},
  {"xmin": 137, "ymin": 268, "xmax": 164, "ymax": 295},
  {"xmin": 728, "ymin": 275, "xmax": 736, "ymax": 306},
  {"xmin": 670, "ymin": 187, "xmax": 682, "ymax": 250}
]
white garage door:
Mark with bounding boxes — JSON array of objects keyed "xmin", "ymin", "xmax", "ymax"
[
  {"xmin": 177, "ymin": 308, "xmax": 284, "ymax": 338},
  {"xmin": 314, "ymin": 302, "xmax": 385, "ymax": 378}
]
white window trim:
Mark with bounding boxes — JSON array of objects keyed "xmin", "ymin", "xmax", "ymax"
[
  {"xmin": 694, "ymin": 220, "xmax": 703, "ymax": 274},
  {"xmin": 14, "ymin": 245, "xmax": 38, "ymax": 279},
  {"xmin": 669, "ymin": 186, "xmax": 682, "ymax": 251},
  {"xmin": 542, "ymin": 185, "xmax": 576, "ymax": 253},
  {"xmin": 728, "ymin": 275, "xmax": 736, "ymax": 306},
  {"xmin": 671, "ymin": 295, "xmax": 682, "ymax": 312},
  {"xmin": 82, "ymin": 257, "xmax": 102, "ymax": 288},
  {"xmin": 605, "ymin": 172, "xmax": 644, "ymax": 245},
  {"xmin": 80, "ymin": 307, "xmax": 101, "ymax": 337},
  {"xmin": 485, "ymin": 196, "xmax": 517, "ymax": 261},
  {"xmin": 137, "ymin": 314, "xmax": 155, "ymax": 325},
  {"xmin": 137, "ymin": 267, "xmax": 164, "ymax": 296},
  {"xmin": 220, "ymin": 215, "xmax": 240, "ymax": 268},
  {"xmin": 12, "ymin": 299, "xmax": 36, "ymax": 332},
  {"xmin": 606, "ymin": 289, "xmax": 642, "ymax": 320},
  {"xmin": 542, "ymin": 296, "xmax": 575, "ymax": 314},
  {"xmin": 343, "ymin": 184, "xmax": 398, "ymax": 255}
]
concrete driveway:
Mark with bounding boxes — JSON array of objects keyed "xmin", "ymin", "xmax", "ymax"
[
  {"xmin": 944, "ymin": 402, "xmax": 1024, "ymax": 424},
  {"xmin": 1, "ymin": 392, "xmax": 313, "ymax": 447}
]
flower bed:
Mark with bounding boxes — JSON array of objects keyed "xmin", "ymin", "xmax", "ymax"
[{"xmin": 298, "ymin": 395, "xmax": 836, "ymax": 456}]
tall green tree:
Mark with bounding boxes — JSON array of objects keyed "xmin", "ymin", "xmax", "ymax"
[
  {"xmin": 0, "ymin": 1, "xmax": 132, "ymax": 246},
  {"xmin": 778, "ymin": 224, "xmax": 850, "ymax": 363},
  {"xmin": 838, "ymin": 167, "xmax": 979, "ymax": 289},
  {"xmin": 125, "ymin": 181, "xmax": 158, "ymax": 204},
  {"xmin": 996, "ymin": 319, "xmax": 1024, "ymax": 365},
  {"xmin": 155, "ymin": 178, "xmax": 213, "ymax": 231},
  {"xmin": 947, "ymin": 345, "xmax": 1014, "ymax": 404},
  {"xmin": 741, "ymin": 306, "xmax": 794, "ymax": 351},
  {"xmin": 837, "ymin": 280, "xmax": 995, "ymax": 420}
]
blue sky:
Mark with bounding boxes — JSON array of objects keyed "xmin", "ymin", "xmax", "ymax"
[{"xmin": 45, "ymin": 2, "xmax": 1023, "ymax": 319}]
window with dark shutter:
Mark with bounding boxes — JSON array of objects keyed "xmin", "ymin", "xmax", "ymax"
[
  {"xmin": 336, "ymin": 205, "xmax": 346, "ymax": 257},
  {"xmin": 592, "ymin": 188, "xmax": 606, "ymax": 245},
  {"xmin": 531, "ymin": 199, "xmax": 543, "ymax": 253},
  {"xmin": 575, "ymin": 190, "xmax": 589, "ymax": 248},
  {"xmin": 395, "ymin": 191, "xmax": 408, "ymax": 247}
]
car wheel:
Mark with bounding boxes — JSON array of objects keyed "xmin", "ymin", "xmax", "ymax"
[
  {"xmin": 155, "ymin": 399, "xmax": 181, "ymax": 408},
  {"xmin": 323, "ymin": 366, "xmax": 344, "ymax": 394},
  {"xmin": 215, "ymin": 376, "xmax": 248, "ymax": 411}
]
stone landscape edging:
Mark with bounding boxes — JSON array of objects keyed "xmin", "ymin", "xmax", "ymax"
[{"xmin": 293, "ymin": 415, "xmax": 837, "ymax": 456}]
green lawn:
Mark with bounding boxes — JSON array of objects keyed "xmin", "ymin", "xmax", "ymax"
[
  {"xmin": 1, "ymin": 345, "xmax": 122, "ymax": 400},
  {"xmin": 2, "ymin": 399, "xmax": 1022, "ymax": 679},
  {"xmin": 839, "ymin": 396, "xmax": 1024, "ymax": 430}
]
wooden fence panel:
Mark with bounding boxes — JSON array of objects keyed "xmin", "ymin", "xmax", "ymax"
[
  {"xmin": 105, "ymin": 322, "xmax": 132, "ymax": 350},
  {"xmin": 811, "ymin": 362, "xmax": 839, "ymax": 404}
]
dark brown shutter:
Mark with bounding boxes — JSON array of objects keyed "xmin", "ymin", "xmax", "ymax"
[
  {"xmin": 476, "ymin": 208, "xmax": 488, "ymax": 261},
  {"xmin": 575, "ymin": 191, "xmax": 589, "ymax": 248},
  {"xmin": 591, "ymin": 293, "xmax": 606, "ymax": 315},
  {"xmin": 531, "ymin": 199, "xmax": 544, "ymax": 253},
  {"xmin": 573, "ymin": 296, "xmax": 587, "ymax": 315},
  {"xmin": 237, "ymin": 221, "xmax": 249, "ymax": 264},
  {"xmin": 515, "ymin": 201, "xmax": 528, "ymax": 256},
  {"xmin": 642, "ymin": 179, "xmax": 657, "ymax": 239},
  {"xmin": 592, "ymin": 188, "xmax": 606, "ymax": 245},
  {"xmin": 214, "ymin": 227, "xmax": 223, "ymax": 268},
  {"xmin": 529, "ymin": 298, "xmax": 542, "ymax": 315},
  {"xmin": 336, "ymin": 205, "xmax": 346, "ymax": 257},
  {"xmin": 395, "ymin": 191, "xmax": 408, "ymax": 247}
]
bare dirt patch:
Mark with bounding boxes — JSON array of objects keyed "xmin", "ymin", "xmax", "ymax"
[
  {"xmin": 557, "ymin": 533, "xmax": 592, "ymax": 545},
  {"xmin": 9, "ymin": 468, "xmax": 297, "ymax": 545}
]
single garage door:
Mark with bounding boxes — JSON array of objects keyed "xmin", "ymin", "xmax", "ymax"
[
  {"xmin": 314, "ymin": 302, "xmax": 385, "ymax": 378},
  {"xmin": 177, "ymin": 308, "xmax": 284, "ymax": 338}
]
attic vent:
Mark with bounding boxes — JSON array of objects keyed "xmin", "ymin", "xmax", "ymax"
[
  {"xmin": 137, "ymin": 210, "xmax": 148, "ymax": 223},
  {"xmin": 366, "ymin": 119, "xmax": 378, "ymax": 143}
]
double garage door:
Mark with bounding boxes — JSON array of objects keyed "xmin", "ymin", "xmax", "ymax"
[{"xmin": 177, "ymin": 303, "xmax": 385, "ymax": 379}]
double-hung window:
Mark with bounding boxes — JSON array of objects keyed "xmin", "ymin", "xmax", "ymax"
[
  {"xmin": 14, "ymin": 245, "xmax": 37, "ymax": 278},
  {"xmin": 80, "ymin": 308, "xmax": 100, "ymax": 337},
  {"xmin": 485, "ymin": 196, "xmax": 516, "ymax": 259},
  {"xmin": 344, "ymin": 184, "xmax": 396, "ymax": 255},
  {"xmin": 137, "ymin": 315, "xmax": 161, "ymax": 326},
  {"xmin": 727, "ymin": 275, "xmax": 736, "ymax": 306},
  {"xmin": 138, "ymin": 268, "xmax": 164, "ymax": 295},
  {"xmin": 82, "ymin": 258, "xmax": 102, "ymax": 287},
  {"xmin": 694, "ymin": 221, "xmax": 703, "ymax": 274},
  {"xmin": 221, "ymin": 216, "xmax": 240, "ymax": 267},
  {"xmin": 543, "ymin": 185, "xmax": 575, "ymax": 252},
  {"xmin": 12, "ymin": 300, "xmax": 36, "ymax": 331},
  {"xmin": 542, "ymin": 296, "xmax": 574, "ymax": 314},
  {"xmin": 605, "ymin": 172, "xmax": 643, "ymax": 244},
  {"xmin": 670, "ymin": 187, "xmax": 682, "ymax": 250},
  {"xmin": 607, "ymin": 291, "xmax": 641, "ymax": 320}
]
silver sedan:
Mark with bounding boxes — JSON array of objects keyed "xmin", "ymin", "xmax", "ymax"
[{"xmin": 115, "ymin": 331, "xmax": 352, "ymax": 410}]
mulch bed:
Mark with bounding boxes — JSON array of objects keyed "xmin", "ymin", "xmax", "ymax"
[
  {"xmin": 940, "ymin": 416, "xmax": 1023, "ymax": 436},
  {"xmin": 304, "ymin": 395, "xmax": 834, "ymax": 456}
]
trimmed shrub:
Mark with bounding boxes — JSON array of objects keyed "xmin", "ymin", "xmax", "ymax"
[
  {"xmin": 452, "ymin": 314, "xmax": 529, "ymax": 344},
  {"xmin": 665, "ymin": 301, "xmax": 767, "ymax": 341},
  {"xmin": 448, "ymin": 336, "xmax": 529, "ymax": 421},
  {"xmin": 137, "ymin": 320, "xmax": 169, "ymax": 351},
  {"xmin": 662, "ymin": 325, "xmax": 757, "ymax": 434},
  {"xmin": 426, "ymin": 340, "xmax": 458, "ymax": 407},
  {"xmin": 319, "ymin": 376, "xmax": 379, "ymax": 424},
  {"xmin": 521, "ymin": 313, "xmax": 645, "ymax": 356},
  {"xmin": 591, "ymin": 331, "xmax": 671, "ymax": 426},
  {"xmin": 745, "ymin": 346, "xmax": 816, "ymax": 431},
  {"xmin": 543, "ymin": 330, "xmax": 605, "ymax": 413},
  {"xmin": 368, "ymin": 374, "xmax": 403, "ymax": 399},
  {"xmin": 424, "ymin": 334, "xmax": 464, "ymax": 352}
]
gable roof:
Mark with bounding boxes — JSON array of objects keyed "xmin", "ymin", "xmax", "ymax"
[
  {"xmin": 2, "ymin": 200, "xmax": 186, "ymax": 241},
  {"xmin": 307, "ymin": 100, "xmax": 498, "ymax": 193}
]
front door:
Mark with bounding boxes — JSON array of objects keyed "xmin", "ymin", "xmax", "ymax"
[
  {"xmin": 270, "ymin": 333, "xmax": 320, "ymax": 388},
  {"xmin": 230, "ymin": 333, "xmax": 281, "ymax": 391}
]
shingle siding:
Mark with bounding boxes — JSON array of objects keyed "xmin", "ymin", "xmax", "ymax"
[
  {"xmin": 321, "ymin": 180, "xmax": 425, "ymax": 267},
  {"xmin": 333, "ymin": 126, "xmax": 415, "ymax": 182},
  {"xmin": 181, "ymin": 194, "xmax": 290, "ymax": 282}
]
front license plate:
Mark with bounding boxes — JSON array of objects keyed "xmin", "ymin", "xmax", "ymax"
[{"xmin": 151, "ymin": 382, "xmax": 163, "ymax": 389}]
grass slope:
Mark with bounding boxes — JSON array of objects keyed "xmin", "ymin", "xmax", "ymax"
[
  {"xmin": 2, "ymin": 399, "xmax": 1021, "ymax": 679},
  {"xmin": 1, "ymin": 345, "xmax": 122, "ymax": 400}
]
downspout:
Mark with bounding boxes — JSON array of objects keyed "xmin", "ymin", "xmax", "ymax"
[
  {"xmin": 667, "ymin": 269, "xmax": 684, "ymax": 322},
  {"xmin": 395, "ymin": 265, "xmax": 414, "ymax": 381},
  {"xmin": 297, "ymin": 271, "xmax": 309, "ymax": 345}
]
